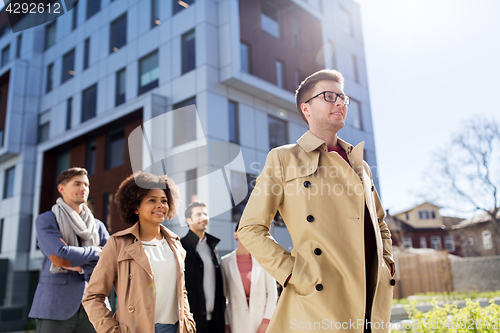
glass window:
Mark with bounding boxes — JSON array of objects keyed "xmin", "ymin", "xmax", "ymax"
[
  {"xmin": 292, "ymin": 17, "xmax": 300, "ymax": 49},
  {"xmin": 276, "ymin": 60, "xmax": 285, "ymax": 88},
  {"xmin": 403, "ymin": 237, "xmax": 412, "ymax": 248},
  {"xmin": 173, "ymin": 97, "xmax": 196, "ymax": 146},
  {"xmin": 430, "ymin": 236, "xmax": 442, "ymax": 250},
  {"xmin": 38, "ymin": 110, "xmax": 50, "ymax": 143},
  {"xmin": 185, "ymin": 169, "xmax": 197, "ymax": 204},
  {"xmin": 87, "ymin": 0, "xmax": 101, "ymax": 19},
  {"xmin": 45, "ymin": 20, "xmax": 56, "ymax": 50},
  {"xmin": 116, "ymin": 68, "xmax": 126, "ymax": 106},
  {"xmin": 418, "ymin": 211, "xmax": 423, "ymax": 219},
  {"xmin": 103, "ymin": 192, "xmax": 113, "ymax": 227},
  {"xmin": 349, "ymin": 99, "xmax": 362, "ymax": 130},
  {"xmin": 261, "ymin": 0, "xmax": 280, "ymax": 38},
  {"xmin": 151, "ymin": 0, "xmax": 160, "ymax": 27},
  {"xmin": 228, "ymin": 101, "xmax": 239, "ymax": 144},
  {"xmin": 110, "ymin": 13, "xmax": 127, "ymax": 53},
  {"xmin": 0, "ymin": 24, "xmax": 9, "ymax": 38},
  {"xmin": 339, "ymin": 7, "xmax": 353, "ymax": 37},
  {"xmin": 81, "ymin": 84, "xmax": 97, "ymax": 122},
  {"xmin": 182, "ymin": 29, "xmax": 195, "ymax": 74},
  {"xmin": 0, "ymin": 219, "xmax": 3, "ymax": 252},
  {"xmin": 419, "ymin": 236, "xmax": 426, "ymax": 248},
  {"xmin": 1, "ymin": 45, "xmax": 10, "ymax": 67},
  {"xmin": 231, "ymin": 172, "xmax": 257, "ymax": 222},
  {"xmin": 3, "ymin": 166, "xmax": 15, "ymax": 199},
  {"xmin": 106, "ymin": 129, "xmax": 125, "ymax": 170},
  {"xmin": 86, "ymin": 139, "xmax": 96, "ymax": 175},
  {"xmin": 83, "ymin": 38, "xmax": 90, "ymax": 70},
  {"xmin": 482, "ymin": 230, "xmax": 493, "ymax": 250},
  {"xmin": 0, "ymin": 128, "xmax": 3, "ymax": 147},
  {"xmin": 62, "ymin": 49, "xmax": 75, "ymax": 83},
  {"xmin": 72, "ymin": 2, "xmax": 78, "ymax": 30},
  {"xmin": 444, "ymin": 236, "xmax": 455, "ymax": 252},
  {"xmin": 405, "ymin": 212, "xmax": 409, "ymax": 220},
  {"xmin": 173, "ymin": 0, "xmax": 194, "ymax": 15},
  {"xmin": 16, "ymin": 34, "xmax": 22, "ymax": 58},
  {"xmin": 46, "ymin": 63, "xmax": 54, "ymax": 93},
  {"xmin": 268, "ymin": 115, "xmax": 288, "ymax": 150},
  {"xmin": 56, "ymin": 150, "xmax": 70, "ymax": 180},
  {"xmin": 66, "ymin": 98, "xmax": 72, "ymax": 130},
  {"xmin": 352, "ymin": 54, "xmax": 359, "ymax": 83},
  {"xmin": 138, "ymin": 50, "xmax": 159, "ymax": 95},
  {"xmin": 240, "ymin": 42, "xmax": 250, "ymax": 73}
]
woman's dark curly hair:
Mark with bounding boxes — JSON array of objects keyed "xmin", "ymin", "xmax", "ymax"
[{"xmin": 114, "ymin": 172, "xmax": 180, "ymax": 224}]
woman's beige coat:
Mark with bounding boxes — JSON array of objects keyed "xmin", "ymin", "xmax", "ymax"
[
  {"xmin": 237, "ymin": 131, "xmax": 395, "ymax": 333},
  {"xmin": 82, "ymin": 223, "xmax": 196, "ymax": 333},
  {"xmin": 220, "ymin": 250, "xmax": 277, "ymax": 333}
]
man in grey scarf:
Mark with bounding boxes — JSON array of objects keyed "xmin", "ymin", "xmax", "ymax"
[{"xmin": 29, "ymin": 167, "xmax": 109, "ymax": 333}]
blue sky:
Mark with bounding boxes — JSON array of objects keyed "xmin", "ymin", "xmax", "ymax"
[{"xmin": 355, "ymin": 0, "xmax": 500, "ymax": 217}]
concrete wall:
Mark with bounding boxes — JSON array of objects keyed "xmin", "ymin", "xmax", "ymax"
[{"xmin": 450, "ymin": 255, "xmax": 500, "ymax": 292}]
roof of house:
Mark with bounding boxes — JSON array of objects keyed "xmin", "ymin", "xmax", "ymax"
[{"xmin": 452, "ymin": 209, "xmax": 500, "ymax": 229}]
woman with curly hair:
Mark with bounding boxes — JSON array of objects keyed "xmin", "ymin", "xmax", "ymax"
[{"xmin": 83, "ymin": 172, "xmax": 196, "ymax": 333}]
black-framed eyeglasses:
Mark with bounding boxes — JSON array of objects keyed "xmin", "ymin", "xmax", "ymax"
[{"xmin": 304, "ymin": 91, "xmax": 350, "ymax": 106}]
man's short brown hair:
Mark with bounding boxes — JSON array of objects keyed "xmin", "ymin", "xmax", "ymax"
[
  {"xmin": 56, "ymin": 167, "xmax": 88, "ymax": 185},
  {"xmin": 295, "ymin": 69, "xmax": 345, "ymax": 124},
  {"xmin": 185, "ymin": 201, "xmax": 207, "ymax": 220},
  {"xmin": 114, "ymin": 172, "xmax": 180, "ymax": 224}
]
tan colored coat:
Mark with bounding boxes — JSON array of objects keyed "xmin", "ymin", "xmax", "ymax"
[
  {"xmin": 82, "ymin": 223, "xmax": 196, "ymax": 333},
  {"xmin": 237, "ymin": 131, "xmax": 395, "ymax": 333}
]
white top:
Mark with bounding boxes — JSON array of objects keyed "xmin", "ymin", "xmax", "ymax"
[
  {"xmin": 196, "ymin": 237, "xmax": 216, "ymax": 320},
  {"xmin": 142, "ymin": 237, "xmax": 178, "ymax": 324}
]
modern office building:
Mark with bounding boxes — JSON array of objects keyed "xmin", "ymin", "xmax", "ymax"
[{"xmin": 0, "ymin": 0, "xmax": 378, "ymax": 328}]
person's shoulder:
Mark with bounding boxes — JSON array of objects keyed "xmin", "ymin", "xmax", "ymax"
[
  {"xmin": 36, "ymin": 211, "xmax": 56, "ymax": 223},
  {"xmin": 221, "ymin": 250, "xmax": 236, "ymax": 263}
]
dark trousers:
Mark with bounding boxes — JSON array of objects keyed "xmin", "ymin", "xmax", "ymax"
[{"xmin": 35, "ymin": 305, "xmax": 95, "ymax": 333}]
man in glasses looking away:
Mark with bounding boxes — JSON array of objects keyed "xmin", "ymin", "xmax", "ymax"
[{"xmin": 237, "ymin": 69, "xmax": 395, "ymax": 333}]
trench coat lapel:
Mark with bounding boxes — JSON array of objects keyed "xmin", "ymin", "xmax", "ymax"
[
  {"xmin": 124, "ymin": 241, "xmax": 153, "ymax": 278},
  {"xmin": 228, "ymin": 252, "xmax": 247, "ymax": 301},
  {"xmin": 249, "ymin": 256, "xmax": 261, "ymax": 303}
]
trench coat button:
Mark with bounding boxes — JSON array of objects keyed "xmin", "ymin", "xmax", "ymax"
[
  {"xmin": 303, "ymin": 181, "xmax": 311, "ymax": 188},
  {"xmin": 315, "ymin": 284, "xmax": 323, "ymax": 291},
  {"xmin": 306, "ymin": 215, "xmax": 314, "ymax": 222},
  {"xmin": 129, "ymin": 273, "xmax": 133, "ymax": 279},
  {"xmin": 128, "ymin": 305, "xmax": 135, "ymax": 313},
  {"xmin": 371, "ymin": 185, "xmax": 375, "ymax": 192},
  {"xmin": 390, "ymin": 279, "xmax": 396, "ymax": 286},
  {"xmin": 314, "ymin": 248, "xmax": 322, "ymax": 256}
]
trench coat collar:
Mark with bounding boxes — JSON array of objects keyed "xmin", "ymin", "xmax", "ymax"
[
  {"xmin": 114, "ymin": 222, "xmax": 181, "ymax": 277},
  {"xmin": 184, "ymin": 229, "xmax": 220, "ymax": 252},
  {"xmin": 297, "ymin": 130, "xmax": 365, "ymax": 178},
  {"xmin": 297, "ymin": 130, "xmax": 355, "ymax": 153}
]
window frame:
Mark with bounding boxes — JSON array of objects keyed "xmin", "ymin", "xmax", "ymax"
[
  {"xmin": 110, "ymin": 13, "xmax": 127, "ymax": 54},
  {"xmin": 138, "ymin": 50, "xmax": 159, "ymax": 95},
  {"xmin": 81, "ymin": 84, "xmax": 98, "ymax": 122},
  {"xmin": 61, "ymin": 48, "xmax": 76, "ymax": 84},
  {"xmin": 181, "ymin": 29, "xmax": 196, "ymax": 74}
]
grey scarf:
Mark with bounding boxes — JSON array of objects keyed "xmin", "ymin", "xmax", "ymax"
[{"xmin": 50, "ymin": 197, "xmax": 99, "ymax": 274}]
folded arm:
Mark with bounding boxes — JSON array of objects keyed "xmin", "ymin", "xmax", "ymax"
[{"xmin": 36, "ymin": 213, "xmax": 102, "ymax": 267}]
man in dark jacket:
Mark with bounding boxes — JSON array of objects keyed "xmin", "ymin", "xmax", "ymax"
[{"xmin": 181, "ymin": 201, "xmax": 225, "ymax": 333}]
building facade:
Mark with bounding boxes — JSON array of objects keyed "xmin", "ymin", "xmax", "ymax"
[{"xmin": 0, "ymin": 0, "xmax": 378, "ymax": 327}]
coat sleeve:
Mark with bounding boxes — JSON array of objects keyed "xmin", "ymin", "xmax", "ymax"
[
  {"xmin": 220, "ymin": 258, "xmax": 231, "ymax": 327},
  {"xmin": 262, "ymin": 269, "xmax": 278, "ymax": 320},
  {"xmin": 36, "ymin": 212, "xmax": 102, "ymax": 267},
  {"xmin": 82, "ymin": 220, "xmax": 111, "ymax": 281},
  {"xmin": 182, "ymin": 286, "xmax": 196, "ymax": 333},
  {"xmin": 82, "ymin": 236, "xmax": 121, "ymax": 333},
  {"xmin": 237, "ymin": 149, "xmax": 295, "ymax": 286},
  {"xmin": 364, "ymin": 162, "xmax": 395, "ymax": 268}
]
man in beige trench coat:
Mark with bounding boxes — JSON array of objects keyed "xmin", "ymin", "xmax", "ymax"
[{"xmin": 237, "ymin": 69, "xmax": 396, "ymax": 333}]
